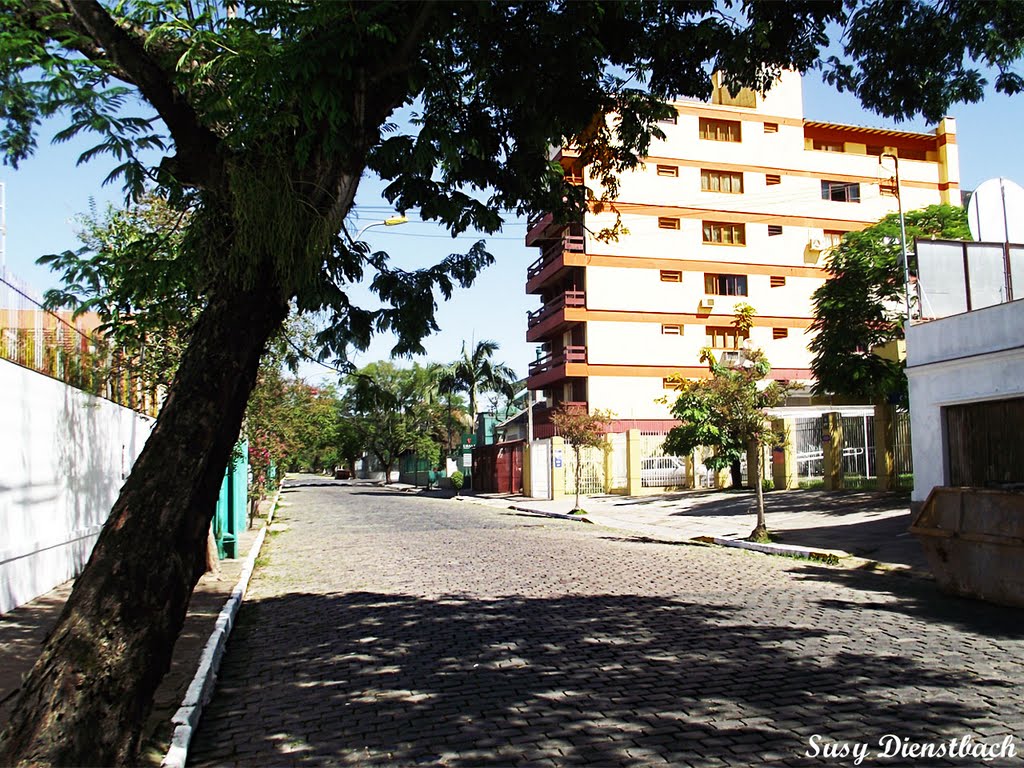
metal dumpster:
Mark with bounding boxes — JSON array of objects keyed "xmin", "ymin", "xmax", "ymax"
[{"xmin": 910, "ymin": 486, "xmax": 1024, "ymax": 608}]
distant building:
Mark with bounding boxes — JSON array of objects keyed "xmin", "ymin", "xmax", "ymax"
[{"xmin": 525, "ymin": 71, "xmax": 959, "ymax": 435}]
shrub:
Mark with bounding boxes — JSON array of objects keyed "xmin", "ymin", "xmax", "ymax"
[{"xmin": 450, "ymin": 470, "xmax": 464, "ymax": 495}]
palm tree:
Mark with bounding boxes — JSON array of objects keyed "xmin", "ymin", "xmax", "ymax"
[{"xmin": 445, "ymin": 339, "xmax": 517, "ymax": 427}]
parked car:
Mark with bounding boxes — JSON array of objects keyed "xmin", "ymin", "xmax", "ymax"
[
  {"xmin": 641, "ymin": 456, "xmax": 687, "ymax": 487},
  {"xmin": 334, "ymin": 467, "xmax": 351, "ymax": 480}
]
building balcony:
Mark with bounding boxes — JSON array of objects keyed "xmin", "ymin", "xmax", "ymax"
[
  {"xmin": 526, "ymin": 290, "xmax": 586, "ymax": 342},
  {"xmin": 527, "ymin": 345, "xmax": 587, "ymax": 389},
  {"xmin": 526, "ymin": 232, "xmax": 586, "ymax": 294}
]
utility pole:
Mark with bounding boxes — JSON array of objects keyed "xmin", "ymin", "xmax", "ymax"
[{"xmin": 880, "ymin": 153, "xmax": 912, "ymax": 322}]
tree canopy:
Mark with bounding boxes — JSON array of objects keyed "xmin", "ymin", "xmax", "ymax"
[{"xmin": 809, "ymin": 203, "xmax": 971, "ymax": 401}]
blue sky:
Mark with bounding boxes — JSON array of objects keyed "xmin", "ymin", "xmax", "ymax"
[{"xmin": 2, "ymin": 71, "xmax": 1021, "ymax": 384}]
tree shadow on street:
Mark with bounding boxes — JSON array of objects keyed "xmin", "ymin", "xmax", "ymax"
[{"xmin": 190, "ymin": 589, "xmax": 1021, "ymax": 767}]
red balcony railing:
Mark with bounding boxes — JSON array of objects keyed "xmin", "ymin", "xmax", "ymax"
[
  {"xmin": 527, "ymin": 290, "xmax": 585, "ymax": 329},
  {"xmin": 528, "ymin": 345, "xmax": 587, "ymax": 377},
  {"xmin": 526, "ymin": 232, "xmax": 586, "ymax": 281}
]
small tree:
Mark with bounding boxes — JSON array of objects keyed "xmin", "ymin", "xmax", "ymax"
[
  {"xmin": 551, "ymin": 405, "xmax": 613, "ymax": 513},
  {"xmin": 663, "ymin": 307, "xmax": 786, "ymax": 540},
  {"xmin": 810, "ymin": 203, "xmax": 970, "ymax": 401}
]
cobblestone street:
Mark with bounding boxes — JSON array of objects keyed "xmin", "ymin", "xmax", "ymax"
[{"xmin": 189, "ymin": 478, "xmax": 1024, "ymax": 766}]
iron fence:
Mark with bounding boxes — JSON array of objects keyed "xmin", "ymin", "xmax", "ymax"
[{"xmin": 0, "ymin": 267, "xmax": 159, "ymax": 416}]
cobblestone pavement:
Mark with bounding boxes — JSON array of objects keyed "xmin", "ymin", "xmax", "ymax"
[{"xmin": 189, "ymin": 477, "xmax": 1024, "ymax": 767}]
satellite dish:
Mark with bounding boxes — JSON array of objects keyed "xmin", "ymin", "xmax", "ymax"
[{"xmin": 967, "ymin": 177, "xmax": 1024, "ymax": 243}]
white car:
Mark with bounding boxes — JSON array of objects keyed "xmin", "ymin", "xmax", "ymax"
[{"xmin": 641, "ymin": 456, "xmax": 688, "ymax": 487}]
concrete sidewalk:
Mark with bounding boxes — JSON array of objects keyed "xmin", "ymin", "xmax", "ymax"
[
  {"xmin": 0, "ymin": 507, "xmax": 267, "ymax": 765},
  {"xmin": 445, "ymin": 486, "xmax": 927, "ymax": 572}
]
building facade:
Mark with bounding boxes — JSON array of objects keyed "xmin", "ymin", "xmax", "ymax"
[{"xmin": 525, "ymin": 72, "xmax": 959, "ymax": 436}]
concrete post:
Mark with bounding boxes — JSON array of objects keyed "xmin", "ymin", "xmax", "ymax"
[
  {"xmin": 522, "ymin": 441, "xmax": 532, "ymax": 497},
  {"xmin": 685, "ymin": 454, "xmax": 696, "ymax": 489},
  {"xmin": 713, "ymin": 467, "xmax": 730, "ymax": 489},
  {"xmin": 822, "ymin": 412, "xmax": 844, "ymax": 490},
  {"xmin": 602, "ymin": 433, "xmax": 615, "ymax": 493},
  {"xmin": 625, "ymin": 428, "xmax": 642, "ymax": 496},
  {"xmin": 550, "ymin": 436, "xmax": 565, "ymax": 499},
  {"xmin": 771, "ymin": 417, "xmax": 798, "ymax": 490},
  {"xmin": 874, "ymin": 402, "xmax": 896, "ymax": 491}
]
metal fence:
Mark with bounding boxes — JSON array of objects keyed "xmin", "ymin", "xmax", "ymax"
[
  {"xmin": 638, "ymin": 431, "xmax": 688, "ymax": 487},
  {"xmin": 563, "ymin": 443, "xmax": 605, "ymax": 496},
  {"xmin": 795, "ymin": 417, "xmax": 824, "ymax": 480},
  {"xmin": 841, "ymin": 414, "xmax": 876, "ymax": 479},
  {"xmin": 893, "ymin": 408, "xmax": 913, "ymax": 488},
  {"xmin": 0, "ymin": 267, "xmax": 159, "ymax": 416}
]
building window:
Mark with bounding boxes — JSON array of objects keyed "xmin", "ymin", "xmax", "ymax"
[
  {"xmin": 702, "ymin": 221, "xmax": 746, "ymax": 245},
  {"xmin": 767, "ymin": 224, "xmax": 783, "ymax": 237},
  {"xmin": 824, "ymin": 230, "xmax": 845, "ymax": 248},
  {"xmin": 773, "ymin": 327, "xmax": 789, "ymax": 339},
  {"xmin": 770, "ymin": 275, "xmax": 786, "ymax": 288},
  {"xmin": 763, "ymin": 122, "xmax": 779, "ymax": 133},
  {"xmin": 658, "ymin": 216, "xmax": 681, "ymax": 230},
  {"xmin": 813, "ymin": 139, "xmax": 844, "ymax": 152},
  {"xmin": 661, "ymin": 324, "xmax": 683, "ymax": 335},
  {"xmin": 701, "ymin": 169, "xmax": 743, "ymax": 194},
  {"xmin": 765, "ymin": 173, "xmax": 782, "ymax": 185},
  {"xmin": 704, "ymin": 273, "xmax": 748, "ymax": 296},
  {"xmin": 699, "ymin": 117, "xmax": 741, "ymax": 142},
  {"xmin": 821, "ymin": 180, "xmax": 861, "ymax": 203},
  {"xmin": 656, "ymin": 164, "xmax": 679, "ymax": 177},
  {"xmin": 659, "ymin": 112, "xmax": 678, "ymax": 125},
  {"xmin": 660, "ymin": 270, "xmax": 682, "ymax": 283},
  {"xmin": 707, "ymin": 325, "xmax": 749, "ymax": 349}
]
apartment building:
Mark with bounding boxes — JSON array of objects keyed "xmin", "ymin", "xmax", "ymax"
[{"xmin": 525, "ymin": 71, "xmax": 959, "ymax": 435}]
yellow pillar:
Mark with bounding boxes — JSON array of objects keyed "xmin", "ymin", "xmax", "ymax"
[
  {"xmin": 771, "ymin": 417, "xmax": 798, "ymax": 490},
  {"xmin": 822, "ymin": 412, "xmax": 844, "ymax": 491},
  {"xmin": 602, "ymin": 433, "xmax": 615, "ymax": 493},
  {"xmin": 550, "ymin": 436, "xmax": 566, "ymax": 499},
  {"xmin": 713, "ymin": 467, "xmax": 730, "ymax": 489},
  {"xmin": 625, "ymin": 429, "xmax": 642, "ymax": 496},
  {"xmin": 685, "ymin": 454, "xmax": 696, "ymax": 489},
  {"xmin": 874, "ymin": 402, "xmax": 896, "ymax": 491}
]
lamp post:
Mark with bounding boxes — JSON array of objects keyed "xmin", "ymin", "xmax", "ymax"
[
  {"xmin": 880, "ymin": 153, "xmax": 912, "ymax": 322},
  {"xmin": 354, "ymin": 215, "xmax": 408, "ymax": 241}
]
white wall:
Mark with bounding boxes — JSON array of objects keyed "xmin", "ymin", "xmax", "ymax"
[
  {"xmin": 905, "ymin": 300, "xmax": 1024, "ymax": 501},
  {"xmin": 0, "ymin": 359, "xmax": 154, "ymax": 613}
]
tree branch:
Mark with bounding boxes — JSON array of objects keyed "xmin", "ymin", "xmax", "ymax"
[{"xmin": 23, "ymin": 0, "xmax": 225, "ymax": 189}]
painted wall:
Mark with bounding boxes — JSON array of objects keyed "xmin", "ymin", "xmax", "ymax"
[
  {"xmin": 905, "ymin": 300, "xmax": 1024, "ymax": 501},
  {"xmin": 0, "ymin": 359, "xmax": 154, "ymax": 613}
]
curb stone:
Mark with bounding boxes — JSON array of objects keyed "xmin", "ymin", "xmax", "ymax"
[{"xmin": 159, "ymin": 480, "xmax": 285, "ymax": 768}]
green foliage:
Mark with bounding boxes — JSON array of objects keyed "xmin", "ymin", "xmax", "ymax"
[
  {"xmin": 450, "ymin": 470, "xmax": 464, "ymax": 493},
  {"xmin": 809, "ymin": 203, "xmax": 970, "ymax": 400},
  {"xmin": 439, "ymin": 339, "xmax": 517, "ymax": 426},
  {"xmin": 342, "ymin": 361, "xmax": 448, "ymax": 478},
  {"xmin": 38, "ymin": 194, "xmax": 201, "ymax": 390}
]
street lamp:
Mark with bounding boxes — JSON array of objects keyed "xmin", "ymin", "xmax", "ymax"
[
  {"xmin": 880, "ymin": 153, "xmax": 912, "ymax": 322},
  {"xmin": 354, "ymin": 215, "xmax": 408, "ymax": 241}
]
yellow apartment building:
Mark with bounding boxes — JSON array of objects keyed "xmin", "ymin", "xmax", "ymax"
[{"xmin": 525, "ymin": 71, "xmax": 959, "ymax": 437}]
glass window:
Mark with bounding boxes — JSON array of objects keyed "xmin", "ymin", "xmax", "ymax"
[
  {"xmin": 706, "ymin": 326, "xmax": 749, "ymax": 349},
  {"xmin": 699, "ymin": 117, "xmax": 741, "ymax": 142},
  {"xmin": 821, "ymin": 180, "xmax": 861, "ymax": 203},
  {"xmin": 702, "ymin": 221, "xmax": 746, "ymax": 245},
  {"xmin": 704, "ymin": 273, "xmax": 748, "ymax": 296},
  {"xmin": 701, "ymin": 169, "xmax": 743, "ymax": 194}
]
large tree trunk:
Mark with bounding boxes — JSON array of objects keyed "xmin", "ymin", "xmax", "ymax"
[{"xmin": 0, "ymin": 276, "xmax": 288, "ymax": 766}]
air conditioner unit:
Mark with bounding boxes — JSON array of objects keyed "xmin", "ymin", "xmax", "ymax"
[
  {"xmin": 809, "ymin": 238, "xmax": 826, "ymax": 251},
  {"xmin": 699, "ymin": 297, "xmax": 715, "ymax": 309},
  {"xmin": 719, "ymin": 350, "xmax": 743, "ymax": 366}
]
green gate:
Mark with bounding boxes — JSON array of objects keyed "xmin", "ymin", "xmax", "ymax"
[{"xmin": 213, "ymin": 441, "xmax": 248, "ymax": 559}]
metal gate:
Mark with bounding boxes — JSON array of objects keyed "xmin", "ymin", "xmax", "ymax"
[
  {"xmin": 841, "ymin": 414, "xmax": 875, "ymax": 480},
  {"xmin": 529, "ymin": 439, "xmax": 551, "ymax": 499},
  {"xmin": 893, "ymin": 408, "xmax": 913, "ymax": 488},
  {"xmin": 608, "ymin": 432, "xmax": 627, "ymax": 491},
  {"xmin": 639, "ymin": 432, "xmax": 687, "ymax": 487},
  {"xmin": 795, "ymin": 417, "xmax": 824, "ymax": 480},
  {"xmin": 563, "ymin": 444, "xmax": 605, "ymax": 496}
]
